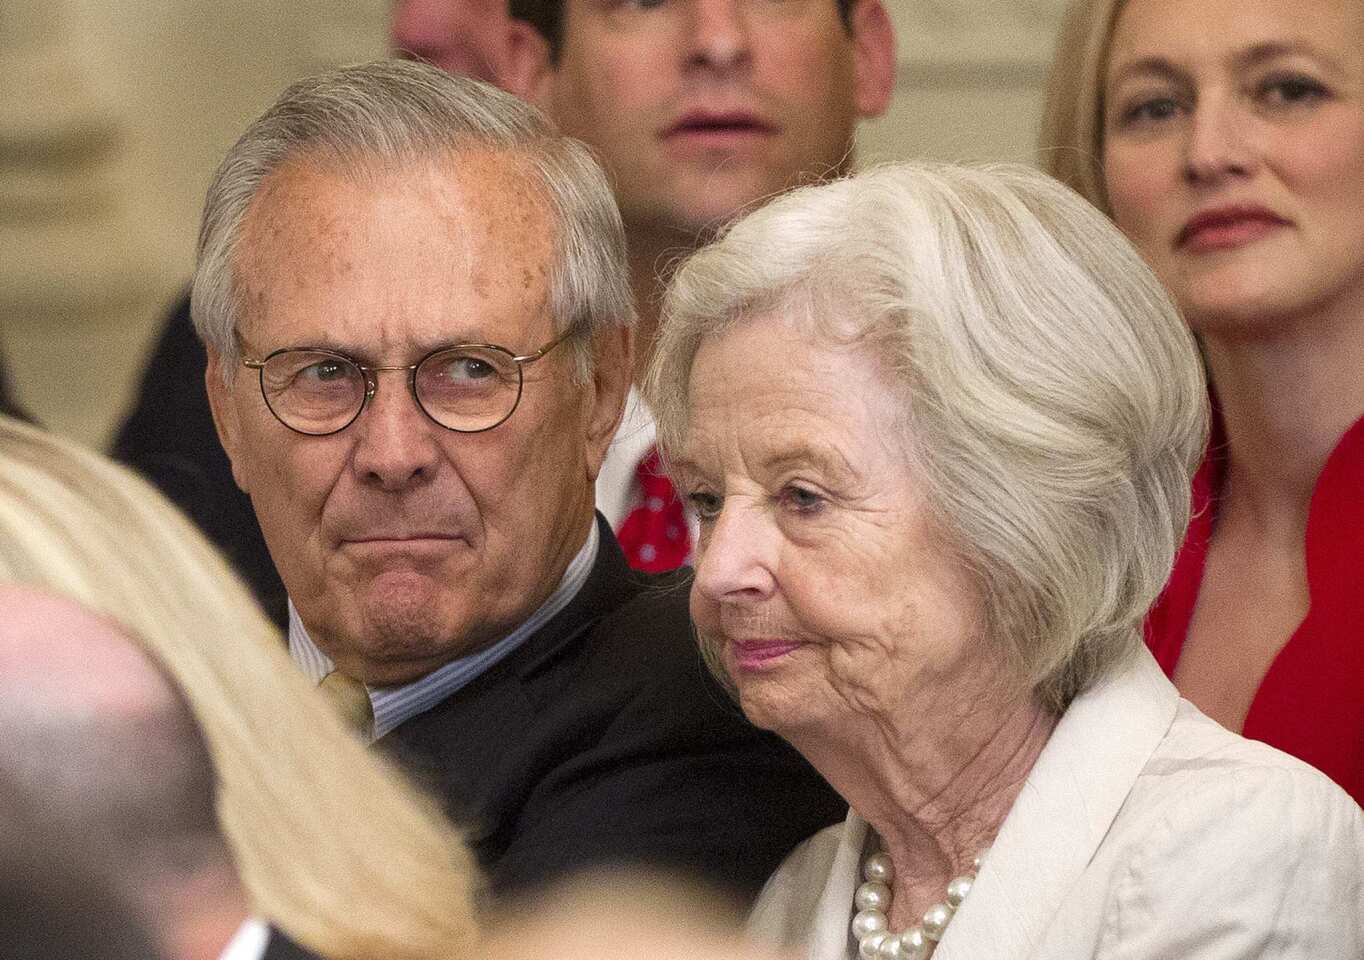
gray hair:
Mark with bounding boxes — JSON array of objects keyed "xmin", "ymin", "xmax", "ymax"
[
  {"xmin": 192, "ymin": 58, "xmax": 634, "ymax": 383},
  {"xmin": 646, "ymin": 161, "xmax": 1208, "ymax": 712}
]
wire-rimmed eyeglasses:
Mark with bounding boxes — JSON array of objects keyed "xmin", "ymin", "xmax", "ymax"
[{"xmin": 240, "ymin": 328, "xmax": 573, "ymax": 436}]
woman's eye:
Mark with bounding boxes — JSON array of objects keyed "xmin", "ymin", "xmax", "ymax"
[
  {"xmin": 1117, "ymin": 96, "xmax": 1183, "ymax": 128},
  {"xmin": 687, "ymin": 491, "xmax": 722, "ymax": 520},
  {"xmin": 1258, "ymin": 74, "xmax": 1328, "ymax": 107},
  {"xmin": 781, "ymin": 485, "xmax": 824, "ymax": 513}
]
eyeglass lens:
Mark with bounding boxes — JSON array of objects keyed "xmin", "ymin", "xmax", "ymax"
[{"xmin": 259, "ymin": 346, "xmax": 524, "ymax": 435}]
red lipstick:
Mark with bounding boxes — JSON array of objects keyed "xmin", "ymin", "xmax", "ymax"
[{"xmin": 1177, "ymin": 205, "xmax": 1289, "ymax": 253}]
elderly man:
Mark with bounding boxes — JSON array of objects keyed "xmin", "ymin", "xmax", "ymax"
[
  {"xmin": 113, "ymin": 0, "xmax": 553, "ymax": 626},
  {"xmin": 515, "ymin": 0, "xmax": 898, "ymax": 569},
  {"xmin": 199, "ymin": 60, "xmax": 843, "ymax": 900}
]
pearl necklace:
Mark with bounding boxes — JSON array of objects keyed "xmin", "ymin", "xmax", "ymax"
[{"xmin": 849, "ymin": 848, "xmax": 985, "ymax": 960}]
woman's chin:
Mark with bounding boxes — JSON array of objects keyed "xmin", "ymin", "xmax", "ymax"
[{"xmin": 734, "ymin": 676, "xmax": 820, "ymax": 739}]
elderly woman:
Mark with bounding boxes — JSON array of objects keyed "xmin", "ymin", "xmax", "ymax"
[
  {"xmin": 1040, "ymin": 0, "xmax": 1364, "ymax": 804},
  {"xmin": 644, "ymin": 162, "xmax": 1364, "ymax": 960}
]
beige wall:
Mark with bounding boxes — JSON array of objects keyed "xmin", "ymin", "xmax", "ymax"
[
  {"xmin": 1, "ymin": 0, "xmax": 387, "ymax": 446},
  {"xmin": 0, "ymin": 0, "xmax": 1064, "ymax": 447}
]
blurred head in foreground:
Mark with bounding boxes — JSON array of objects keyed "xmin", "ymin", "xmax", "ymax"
[{"xmin": 0, "ymin": 414, "xmax": 479, "ymax": 960}]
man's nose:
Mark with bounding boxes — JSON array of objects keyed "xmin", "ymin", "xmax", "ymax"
[
  {"xmin": 349, "ymin": 370, "xmax": 443, "ymax": 492},
  {"xmin": 692, "ymin": 498, "xmax": 777, "ymax": 604},
  {"xmin": 683, "ymin": 0, "xmax": 753, "ymax": 73}
]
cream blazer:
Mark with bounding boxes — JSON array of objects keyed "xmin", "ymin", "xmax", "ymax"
[{"xmin": 749, "ymin": 647, "xmax": 1364, "ymax": 959}]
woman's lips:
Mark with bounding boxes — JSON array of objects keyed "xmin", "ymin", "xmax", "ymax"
[
  {"xmin": 1176, "ymin": 207, "xmax": 1289, "ymax": 253},
  {"xmin": 730, "ymin": 638, "xmax": 800, "ymax": 670}
]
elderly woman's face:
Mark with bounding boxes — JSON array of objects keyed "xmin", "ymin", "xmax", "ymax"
[{"xmin": 677, "ymin": 311, "xmax": 989, "ymax": 738}]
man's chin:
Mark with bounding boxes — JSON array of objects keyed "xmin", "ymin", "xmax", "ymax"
[{"xmin": 322, "ymin": 575, "xmax": 470, "ymax": 682}]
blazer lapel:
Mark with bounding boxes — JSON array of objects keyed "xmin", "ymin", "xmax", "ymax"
[{"xmin": 937, "ymin": 649, "xmax": 1179, "ymax": 960}]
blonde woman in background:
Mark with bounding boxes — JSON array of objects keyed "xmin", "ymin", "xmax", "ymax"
[
  {"xmin": 1040, "ymin": 0, "xmax": 1364, "ymax": 805},
  {"xmin": 0, "ymin": 414, "xmax": 480, "ymax": 960}
]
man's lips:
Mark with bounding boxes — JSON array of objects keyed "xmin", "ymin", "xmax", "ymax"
[
  {"xmin": 730, "ymin": 637, "xmax": 800, "ymax": 669},
  {"xmin": 663, "ymin": 111, "xmax": 776, "ymax": 143},
  {"xmin": 338, "ymin": 534, "xmax": 464, "ymax": 557},
  {"xmin": 341, "ymin": 532, "xmax": 461, "ymax": 543},
  {"xmin": 1176, "ymin": 206, "xmax": 1289, "ymax": 252}
]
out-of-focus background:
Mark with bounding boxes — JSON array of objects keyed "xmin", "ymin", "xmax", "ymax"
[{"xmin": 1, "ymin": 0, "xmax": 1068, "ymax": 447}]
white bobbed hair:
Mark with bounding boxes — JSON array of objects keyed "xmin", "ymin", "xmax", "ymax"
[{"xmin": 647, "ymin": 161, "xmax": 1207, "ymax": 711}]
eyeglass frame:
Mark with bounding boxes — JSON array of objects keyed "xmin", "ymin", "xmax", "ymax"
[{"xmin": 238, "ymin": 326, "xmax": 575, "ymax": 437}]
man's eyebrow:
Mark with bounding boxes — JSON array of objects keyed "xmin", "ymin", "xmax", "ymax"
[{"xmin": 245, "ymin": 330, "xmax": 500, "ymax": 360}]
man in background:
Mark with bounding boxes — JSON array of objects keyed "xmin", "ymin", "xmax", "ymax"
[{"xmin": 520, "ymin": 0, "xmax": 896, "ymax": 569}]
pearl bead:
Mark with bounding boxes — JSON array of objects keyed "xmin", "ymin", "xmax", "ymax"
[
  {"xmin": 921, "ymin": 903, "xmax": 954, "ymax": 941},
  {"xmin": 946, "ymin": 875, "xmax": 973, "ymax": 907},
  {"xmin": 855, "ymin": 880, "xmax": 893, "ymax": 912},
  {"xmin": 972, "ymin": 848, "xmax": 989, "ymax": 872},
  {"xmin": 883, "ymin": 927, "xmax": 927, "ymax": 960},
  {"xmin": 900, "ymin": 928, "xmax": 930, "ymax": 960},
  {"xmin": 863, "ymin": 852, "xmax": 895, "ymax": 883},
  {"xmin": 851, "ymin": 909, "xmax": 888, "ymax": 940},
  {"xmin": 852, "ymin": 845, "xmax": 981, "ymax": 960},
  {"xmin": 858, "ymin": 931, "xmax": 890, "ymax": 960}
]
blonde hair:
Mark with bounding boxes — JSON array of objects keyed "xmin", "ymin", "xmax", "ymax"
[
  {"xmin": 0, "ymin": 416, "xmax": 480, "ymax": 960},
  {"xmin": 646, "ymin": 161, "xmax": 1207, "ymax": 712},
  {"xmin": 1038, "ymin": 0, "xmax": 1130, "ymax": 212}
]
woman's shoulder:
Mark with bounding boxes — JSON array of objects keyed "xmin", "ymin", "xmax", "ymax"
[
  {"xmin": 1085, "ymin": 701, "xmax": 1364, "ymax": 953},
  {"xmin": 1028, "ymin": 703, "xmax": 1364, "ymax": 958},
  {"xmin": 1147, "ymin": 698, "xmax": 1358, "ymax": 810},
  {"xmin": 747, "ymin": 816, "xmax": 860, "ymax": 955}
]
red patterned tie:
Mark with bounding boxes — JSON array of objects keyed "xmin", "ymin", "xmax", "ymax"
[{"xmin": 616, "ymin": 445, "xmax": 691, "ymax": 572}]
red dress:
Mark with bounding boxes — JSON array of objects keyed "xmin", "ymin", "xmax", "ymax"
[{"xmin": 1145, "ymin": 415, "xmax": 1364, "ymax": 807}]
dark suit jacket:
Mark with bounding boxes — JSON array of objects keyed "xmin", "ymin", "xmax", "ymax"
[
  {"xmin": 263, "ymin": 520, "xmax": 844, "ymax": 958},
  {"xmin": 112, "ymin": 293, "xmax": 288, "ymax": 625},
  {"xmin": 384, "ymin": 515, "xmax": 846, "ymax": 900}
]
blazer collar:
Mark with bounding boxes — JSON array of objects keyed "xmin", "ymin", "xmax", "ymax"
[
  {"xmin": 937, "ymin": 647, "xmax": 1178, "ymax": 959},
  {"xmin": 512, "ymin": 512, "xmax": 642, "ymax": 680}
]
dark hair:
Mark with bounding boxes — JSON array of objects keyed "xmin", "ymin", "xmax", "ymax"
[{"xmin": 511, "ymin": 0, "xmax": 857, "ymax": 60}]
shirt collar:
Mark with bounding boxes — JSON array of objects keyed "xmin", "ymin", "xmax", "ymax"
[{"xmin": 288, "ymin": 521, "xmax": 600, "ymax": 740}]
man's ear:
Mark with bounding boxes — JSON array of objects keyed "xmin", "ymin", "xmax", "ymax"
[
  {"xmin": 849, "ymin": 0, "xmax": 897, "ymax": 120},
  {"xmin": 204, "ymin": 349, "xmax": 251, "ymax": 494},
  {"xmin": 584, "ymin": 325, "xmax": 634, "ymax": 482},
  {"xmin": 504, "ymin": 18, "xmax": 553, "ymax": 106}
]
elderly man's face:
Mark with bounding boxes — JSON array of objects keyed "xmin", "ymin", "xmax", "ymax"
[
  {"xmin": 544, "ymin": 0, "xmax": 894, "ymax": 242},
  {"xmin": 676, "ymin": 311, "xmax": 999, "ymax": 751},
  {"xmin": 209, "ymin": 152, "xmax": 626, "ymax": 684}
]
